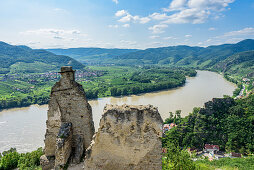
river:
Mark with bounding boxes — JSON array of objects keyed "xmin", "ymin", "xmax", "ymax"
[{"xmin": 0, "ymin": 71, "xmax": 236, "ymax": 153}]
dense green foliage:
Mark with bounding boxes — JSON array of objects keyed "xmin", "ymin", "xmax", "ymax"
[
  {"xmin": 195, "ymin": 156, "xmax": 254, "ymax": 170},
  {"xmin": 162, "ymin": 138, "xmax": 197, "ymax": 170},
  {"xmin": 0, "ymin": 148, "xmax": 43, "ymax": 170},
  {"xmin": 163, "ymin": 94, "xmax": 254, "ymax": 154},
  {"xmin": 0, "ymin": 41, "xmax": 84, "ymax": 74},
  {"xmin": 0, "ymin": 66, "xmax": 196, "ymax": 110},
  {"xmin": 162, "ymin": 95, "xmax": 254, "ymax": 169},
  {"xmin": 213, "ymin": 50, "xmax": 254, "ymax": 78}
]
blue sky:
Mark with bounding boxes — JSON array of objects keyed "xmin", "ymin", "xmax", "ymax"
[{"xmin": 0, "ymin": 0, "xmax": 254, "ymax": 49}]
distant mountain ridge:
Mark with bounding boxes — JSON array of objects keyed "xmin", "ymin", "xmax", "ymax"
[
  {"xmin": 46, "ymin": 39, "xmax": 254, "ymax": 77},
  {"xmin": 115, "ymin": 39, "xmax": 254, "ymax": 68},
  {"xmin": 46, "ymin": 47, "xmax": 139, "ymax": 64},
  {"xmin": 0, "ymin": 42, "xmax": 85, "ymax": 74}
]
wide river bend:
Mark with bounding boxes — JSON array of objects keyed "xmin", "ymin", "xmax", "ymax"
[{"xmin": 0, "ymin": 71, "xmax": 236, "ymax": 153}]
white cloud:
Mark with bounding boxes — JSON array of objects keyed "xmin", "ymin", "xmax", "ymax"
[
  {"xmin": 164, "ymin": 0, "xmax": 187, "ymax": 11},
  {"xmin": 185, "ymin": 34, "xmax": 192, "ymax": 38},
  {"xmin": 149, "ymin": 35, "xmax": 160, "ymax": 39},
  {"xmin": 18, "ymin": 28, "xmax": 90, "ymax": 48},
  {"xmin": 206, "ymin": 38, "xmax": 212, "ymax": 42},
  {"xmin": 112, "ymin": 0, "xmax": 119, "ymax": 4},
  {"xmin": 149, "ymin": 13, "xmax": 169, "ymax": 20},
  {"xmin": 209, "ymin": 27, "xmax": 216, "ymax": 31},
  {"xmin": 161, "ymin": 0, "xmax": 234, "ymax": 24},
  {"xmin": 114, "ymin": 0, "xmax": 234, "ymax": 26},
  {"xmin": 115, "ymin": 10, "xmax": 151, "ymax": 24},
  {"xmin": 115, "ymin": 10, "xmax": 128, "ymax": 17},
  {"xmin": 122, "ymin": 24, "xmax": 130, "ymax": 28},
  {"xmin": 148, "ymin": 24, "xmax": 168, "ymax": 34},
  {"xmin": 163, "ymin": 36, "xmax": 177, "ymax": 40},
  {"xmin": 118, "ymin": 14, "xmax": 132, "ymax": 22},
  {"xmin": 139, "ymin": 17, "xmax": 151, "ymax": 24},
  {"xmin": 163, "ymin": 8, "xmax": 209, "ymax": 24},
  {"xmin": 188, "ymin": 0, "xmax": 234, "ymax": 11},
  {"xmin": 120, "ymin": 40, "xmax": 137, "ymax": 45},
  {"xmin": 108, "ymin": 24, "xmax": 119, "ymax": 28},
  {"xmin": 21, "ymin": 28, "xmax": 81, "ymax": 36},
  {"xmin": 198, "ymin": 27, "xmax": 254, "ymax": 47},
  {"xmin": 223, "ymin": 27, "xmax": 254, "ymax": 37}
]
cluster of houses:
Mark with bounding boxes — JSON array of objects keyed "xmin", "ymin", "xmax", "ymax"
[
  {"xmin": 0, "ymin": 69, "xmax": 103, "ymax": 83},
  {"xmin": 188, "ymin": 144, "xmax": 242, "ymax": 161},
  {"xmin": 242, "ymin": 77, "xmax": 254, "ymax": 86},
  {"xmin": 162, "ymin": 124, "xmax": 243, "ymax": 161},
  {"xmin": 163, "ymin": 123, "xmax": 176, "ymax": 134}
]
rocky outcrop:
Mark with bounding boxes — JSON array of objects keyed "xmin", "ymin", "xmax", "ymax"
[
  {"xmin": 199, "ymin": 97, "xmax": 235, "ymax": 116},
  {"xmin": 84, "ymin": 104, "xmax": 163, "ymax": 170},
  {"xmin": 41, "ymin": 66, "xmax": 95, "ymax": 170},
  {"xmin": 55, "ymin": 123, "xmax": 73, "ymax": 169}
]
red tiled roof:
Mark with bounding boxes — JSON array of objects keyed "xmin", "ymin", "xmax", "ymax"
[
  {"xmin": 205, "ymin": 144, "xmax": 219, "ymax": 150},
  {"xmin": 170, "ymin": 123, "xmax": 176, "ymax": 128},
  {"xmin": 163, "ymin": 124, "xmax": 170, "ymax": 129}
]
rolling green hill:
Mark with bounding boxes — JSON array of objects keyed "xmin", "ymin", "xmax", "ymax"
[
  {"xmin": 0, "ymin": 42, "xmax": 85, "ymax": 74},
  {"xmin": 46, "ymin": 47, "xmax": 139, "ymax": 65},
  {"xmin": 46, "ymin": 39, "xmax": 254, "ymax": 78},
  {"xmin": 213, "ymin": 50, "xmax": 254, "ymax": 77},
  {"xmin": 116, "ymin": 39, "xmax": 254, "ymax": 68}
]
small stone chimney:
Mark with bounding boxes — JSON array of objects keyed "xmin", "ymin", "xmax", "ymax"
[{"xmin": 59, "ymin": 66, "xmax": 75, "ymax": 82}]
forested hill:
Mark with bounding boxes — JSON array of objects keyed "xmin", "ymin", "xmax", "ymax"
[
  {"xmin": 0, "ymin": 41, "xmax": 85, "ymax": 74},
  {"xmin": 116, "ymin": 39, "xmax": 254, "ymax": 68},
  {"xmin": 213, "ymin": 50, "xmax": 254, "ymax": 77},
  {"xmin": 45, "ymin": 39, "xmax": 254, "ymax": 78},
  {"xmin": 46, "ymin": 47, "xmax": 139, "ymax": 65}
]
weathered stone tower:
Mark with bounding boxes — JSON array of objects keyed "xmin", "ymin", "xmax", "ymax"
[{"xmin": 41, "ymin": 66, "xmax": 95, "ymax": 169}]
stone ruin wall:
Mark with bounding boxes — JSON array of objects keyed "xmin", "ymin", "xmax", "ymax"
[
  {"xmin": 41, "ymin": 66, "xmax": 163, "ymax": 170},
  {"xmin": 84, "ymin": 104, "xmax": 163, "ymax": 170}
]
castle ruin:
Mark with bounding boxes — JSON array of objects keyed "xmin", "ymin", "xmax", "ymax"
[
  {"xmin": 41, "ymin": 66, "xmax": 95, "ymax": 169},
  {"xmin": 40, "ymin": 66, "xmax": 163, "ymax": 170}
]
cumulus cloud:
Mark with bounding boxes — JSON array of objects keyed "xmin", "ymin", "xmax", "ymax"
[
  {"xmin": 112, "ymin": 0, "xmax": 119, "ymax": 4},
  {"xmin": 139, "ymin": 17, "xmax": 151, "ymax": 24},
  {"xmin": 21, "ymin": 29, "xmax": 82, "ymax": 37},
  {"xmin": 108, "ymin": 24, "xmax": 119, "ymax": 28},
  {"xmin": 185, "ymin": 34, "xmax": 192, "ymax": 38},
  {"xmin": 115, "ymin": 10, "xmax": 128, "ymax": 17},
  {"xmin": 163, "ymin": 36, "xmax": 177, "ymax": 40},
  {"xmin": 19, "ymin": 28, "xmax": 90, "ymax": 48},
  {"xmin": 148, "ymin": 24, "xmax": 168, "ymax": 34},
  {"xmin": 149, "ymin": 35, "xmax": 160, "ymax": 39},
  {"xmin": 149, "ymin": 13, "xmax": 169, "ymax": 20},
  {"xmin": 198, "ymin": 27, "xmax": 254, "ymax": 47},
  {"xmin": 115, "ymin": 10, "xmax": 151, "ymax": 24},
  {"xmin": 120, "ymin": 40, "xmax": 137, "ymax": 45},
  {"xmin": 163, "ymin": 8, "xmax": 209, "ymax": 24},
  {"xmin": 164, "ymin": 0, "xmax": 187, "ymax": 11},
  {"xmin": 223, "ymin": 27, "xmax": 254, "ymax": 37},
  {"xmin": 209, "ymin": 27, "xmax": 216, "ymax": 31},
  {"xmin": 122, "ymin": 24, "xmax": 130, "ymax": 28},
  {"xmin": 114, "ymin": 0, "xmax": 234, "ymax": 26},
  {"xmin": 161, "ymin": 0, "xmax": 234, "ymax": 24}
]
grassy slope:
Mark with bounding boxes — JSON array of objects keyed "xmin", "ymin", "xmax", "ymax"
[{"xmin": 0, "ymin": 42, "xmax": 85, "ymax": 74}]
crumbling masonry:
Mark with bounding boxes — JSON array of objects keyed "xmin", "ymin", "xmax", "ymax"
[
  {"xmin": 40, "ymin": 66, "xmax": 163, "ymax": 170},
  {"xmin": 40, "ymin": 66, "xmax": 95, "ymax": 169}
]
